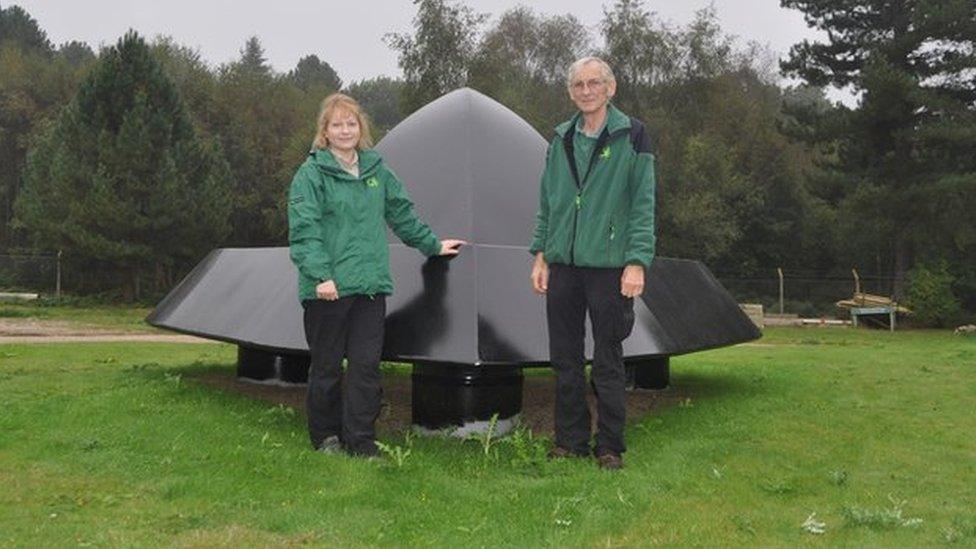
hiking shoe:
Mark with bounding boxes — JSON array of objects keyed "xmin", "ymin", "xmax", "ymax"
[
  {"xmin": 547, "ymin": 446, "xmax": 588, "ymax": 460},
  {"xmin": 314, "ymin": 435, "xmax": 343, "ymax": 454},
  {"xmin": 596, "ymin": 452, "xmax": 624, "ymax": 470}
]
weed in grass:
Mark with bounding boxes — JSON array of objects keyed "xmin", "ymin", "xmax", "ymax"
[
  {"xmin": 615, "ymin": 489, "xmax": 632, "ymax": 508},
  {"xmin": 552, "ymin": 494, "xmax": 585, "ymax": 528},
  {"xmin": 375, "ymin": 441, "xmax": 411, "ymax": 468},
  {"xmin": 799, "ymin": 338, "xmax": 822, "ymax": 346},
  {"xmin": 505, "ymin": 424, "xmax": 548, "ymax": 471},
  {"xmin": 163, "ymin": 372, "xmax": 182, "ymax": 386},
  {"xmin": 841, "ymin": 496, "xmax": 923, "ymax": 530},
  {"xmin": 80, "ymin": 438, "xmax": 101, "ymax": 452},
  {"xmin": 259, "ymin": 432, "xmax": 282, "ymax": 449},
  {"xmin": 941, "ymin": 517, "xmax": 976, "ymax": 544},
  {"xmin": 760, "ymin": 479, "xmax": 795, "ymax": 495},
  {"xmin": 710, "ymin": 465, "xmax": 724, "ymax": 479},
  {"xmin": 456, "ymin": 517, "xmax": 487, "ymax": 534},
  {"xmin": 376, "ymin": 431, "xmax": 414, "ymax": 468},
  {"xmin": 125, "ymin": 362, "xmax": 160, "ymax": 372},
  {"xmin": 829, "ymin": 470, "xmax": 849, "ymax": 486},
  {"xmin": 679, "ymin": 397, "xmax": 694, "ymax": 408},
  {"xmin": 467, "ymin": 412, "xmax": 502, "ymax": 463},
  {"xmin": 802, "ymin": 512, "xmax": 826, "ymax": 535},
  {"xmin": 261, "ymin": 403, "xmax": 296, "ymax": 425},
  {"xmin": 731, "ymin": 516, "xmax": 756, "ymax": 536},
  {"xmin": 94, "ymin": 357, "xmax": 117, "ymax": 364}
]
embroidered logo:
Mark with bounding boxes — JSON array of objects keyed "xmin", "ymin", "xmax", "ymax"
[
  {"xmin": 366, "ymin": 177, "xmax": 380, "ymax": 188},
  {"xmin": 600, "ymin": 146, "xmax": 611, "ymax": 160}
]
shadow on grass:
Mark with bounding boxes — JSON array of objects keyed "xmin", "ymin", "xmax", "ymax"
[
  {"xmin": 132, "ymin": 356, "xmax": 765, "ymax": 442},
  {"xmin": 671, "ymin": 368, "xmax": 763, "ymax": 403}
]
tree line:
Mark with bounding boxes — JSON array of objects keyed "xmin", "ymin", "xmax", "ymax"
[{"xmin": 0, "ymin": 0, "xmax": 973, "ymax": 323}]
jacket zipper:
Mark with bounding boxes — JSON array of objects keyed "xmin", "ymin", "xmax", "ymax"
[
  {"xmin": 570, "ymin": 194, "xmax": 581, "ymax": 264},
  {"xmin": 563, "ymin": 126, "xmax": 614, "ymax": 266}
]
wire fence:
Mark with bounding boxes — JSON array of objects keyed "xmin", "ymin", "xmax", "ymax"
[
  {"xmin": 0, "ymin": 252, "xmax": 60, "ymax": 297},
  {"xmin": 715, "ymin": 271, "xmax": 898, "ymax": 318}
]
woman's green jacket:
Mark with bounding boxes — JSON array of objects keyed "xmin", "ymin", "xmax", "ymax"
[{"xmin": 288, "ymin": 148, "xmax": 440, "ymax": 301}]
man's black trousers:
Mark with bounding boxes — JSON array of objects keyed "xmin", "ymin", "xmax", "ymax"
[
  {"xmin": 547, "ymin": 264, "xmax": 635, "ymax": 456},
  {"xmin": 303, "ymin": 295, "xmax": 386, "ymax": 455}
]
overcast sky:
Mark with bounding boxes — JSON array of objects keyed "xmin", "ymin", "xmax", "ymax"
[{"xmin": 11, "ymin": 0, "xmax": 851, "ymax": 102}]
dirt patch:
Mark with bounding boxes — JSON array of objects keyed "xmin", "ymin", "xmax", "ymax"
[
  {"xmin": 0, "ymin": 318, "xmax": 120, "ymax": 337},
  {"xmin": 193, "ymin": 371, "xmax": 688, "ymax": 439},
  {"xmin": 0, "ymin": 318, "xmax": 210, "ymax": 344},
  {"xmin": 0, "ymin": 334, "xmax": 212, "ymax": 344}
]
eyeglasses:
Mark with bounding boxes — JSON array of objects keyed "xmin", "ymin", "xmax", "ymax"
[{"xmin": 571, "ymin": 78, "xmax": 606, "ymax": 92}]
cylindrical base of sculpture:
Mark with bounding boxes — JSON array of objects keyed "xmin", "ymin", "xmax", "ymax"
[
  {"xmin": 625, "ymin": 357, "xmax": 670, "ymax": 390},
  {"xmin": 411, "ymin": 363, "xmax": 523, "ymax": 436},
  {"xmin": 237, "ymin": 346, "xmax": 310, "ymax": 384}
]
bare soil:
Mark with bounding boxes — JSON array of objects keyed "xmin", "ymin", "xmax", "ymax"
[
  {"xmin": 0, "ymin": 318, "xmax": 208, "ymax": 343},
  {"xmin": 194, "ymin": 371, "xmax": 688, "ymax": 439}
]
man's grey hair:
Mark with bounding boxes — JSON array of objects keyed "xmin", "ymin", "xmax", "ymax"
[{"xmin": 566, "ymin": 57, "xmax": 616, "ymax": 90}]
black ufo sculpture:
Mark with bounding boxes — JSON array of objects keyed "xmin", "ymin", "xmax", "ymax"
[{"xmin": 148, "ymin": 88, "xmax": 761, "ymax": 431}]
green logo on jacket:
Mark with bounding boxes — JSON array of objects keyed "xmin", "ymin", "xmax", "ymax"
[
  {"xmin": 600, "ymin": 146, "xmax": 611, "ymax": 160},
  {"xmin": 366, "ymin": 177, "xmax": 380, "ymax": 188}
]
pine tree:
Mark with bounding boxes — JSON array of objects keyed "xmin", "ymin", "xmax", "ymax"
[
  {"xmin": 0, "ymin": 5, "xmax": 94, "ymax": 250},
  {"xmin": 782, "ymin": 0, "xmax": 976, "ymax": 297},
  {"xmin": 14, "ymin": 31, "xmax": 232, "ymax": 299},
  {"xmin": 0, "ymin": 4, "xmax": 52, "ymax": 55},
  {"xmin": 288, "ymin": 54, "xmax": 341, "ymax": 92},
  {"xmin": 238, "ymin": 36, "xmax": 270, "ymax": 76}
]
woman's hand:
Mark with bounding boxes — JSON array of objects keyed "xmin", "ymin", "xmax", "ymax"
[
  {"xmin": 316, "ymin": 280, "xmax": 339, "ymax": 301},
  {"xmin": 439, "ymin": 239, "xmax": 466, "ymax": 256},
  {"xmin": 531, "ymin": 252, "xmax": 548, "ymax": 294}
]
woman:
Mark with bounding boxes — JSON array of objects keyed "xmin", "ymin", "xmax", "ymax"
[{"xmin": 288, "ymin": 93, "xmax": 464, "ymax": 457}]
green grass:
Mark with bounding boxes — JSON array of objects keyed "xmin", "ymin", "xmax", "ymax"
[
  {"xmin": 0, "ymin": 303, "xmax": 158, "ymax": 333},
  {"xmin": 1, "ymin": 327, "xmax": 974, "ymax": 546}
]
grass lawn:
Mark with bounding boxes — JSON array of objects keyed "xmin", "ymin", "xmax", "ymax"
[
  {"xmin": 1, "ymin": 327, "xmax": 974, "ymax": 546},
  {"xmin": 0, "ymin": 302, "xmax": 158, "ymax": 333}
]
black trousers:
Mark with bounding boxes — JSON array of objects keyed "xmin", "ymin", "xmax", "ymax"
[
  {"xmin": 547, "ymin": 264, "xmax": 635, "ymax": 455},
  {"xmin": 303, "ymin": 295, "xmax": 386, "ymax": 455}
]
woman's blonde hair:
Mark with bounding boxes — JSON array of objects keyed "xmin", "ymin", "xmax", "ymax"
[{"xmin": 313, "ymin": 93, "xmax": 373, "ymax": 150}]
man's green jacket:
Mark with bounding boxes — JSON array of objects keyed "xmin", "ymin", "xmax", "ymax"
[
  {"xmin": 529, "ymin": 104, "xmax": 656, "ymax": 269},
  {"xmin": 288, "ymin": 148, "xmax": 440, "ymax": 301}
]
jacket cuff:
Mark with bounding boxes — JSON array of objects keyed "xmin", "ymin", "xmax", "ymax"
[
  {"xmin": 304, "ymin": 261, "xmax": 333, "ymax": 283},
  {"xmin": 624, "ymin": 256, "xmax": 652, "ymax": 270},
  {"xmin": 421, "ymin": 234, "xmax": 441, "ymax": 257}
]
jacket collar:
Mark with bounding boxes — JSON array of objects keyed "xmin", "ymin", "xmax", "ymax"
[
  {"xmin": 310, "ymin": 147, "xmax": 383, "ymax": 180},
  {"xmin": 555, "ymin": 102, "xmax": 631, "ymax": 138}
]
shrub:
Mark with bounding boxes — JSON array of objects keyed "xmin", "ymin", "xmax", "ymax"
[{"xmin": 906, "ymin": 262, "xmax": 961, "ymax": 328}]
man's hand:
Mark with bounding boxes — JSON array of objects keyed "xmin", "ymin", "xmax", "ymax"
[
  {"xmin": 531, "ymin": 252, "xmax": 548, "ymax": 294},
  {"xmin": 316, "ymin": 280, "xmax": 339, "ymax": 301},
  {"xmin": 621, "ymin": 264, "xmax": 644, "ymax": 298},
  {"xmin": 439, "ymin": 239, "xmax": 467, "ymax": 256}
]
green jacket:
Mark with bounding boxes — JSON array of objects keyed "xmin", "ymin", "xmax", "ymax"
[
  {"xmin": 529, "ymin": 104, "xmax": 656, "ymax": 269},
  {"xmin": 288, "ymin": 148, "xmax": 440, "ymax": 301}
]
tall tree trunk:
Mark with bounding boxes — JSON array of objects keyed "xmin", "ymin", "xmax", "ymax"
[{"xmin": 893, "ymin": 232, "xmax": 910, "ymax": 301}]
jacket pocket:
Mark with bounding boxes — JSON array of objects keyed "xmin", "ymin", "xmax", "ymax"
[{"xmin": 607, "ymin": 217, "xmax": 627, "ymax": 265}]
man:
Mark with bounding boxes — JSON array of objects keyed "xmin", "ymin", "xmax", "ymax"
[{"xmin": 529, "ymin": 57, "xmax": 656, "ymax": 470}]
